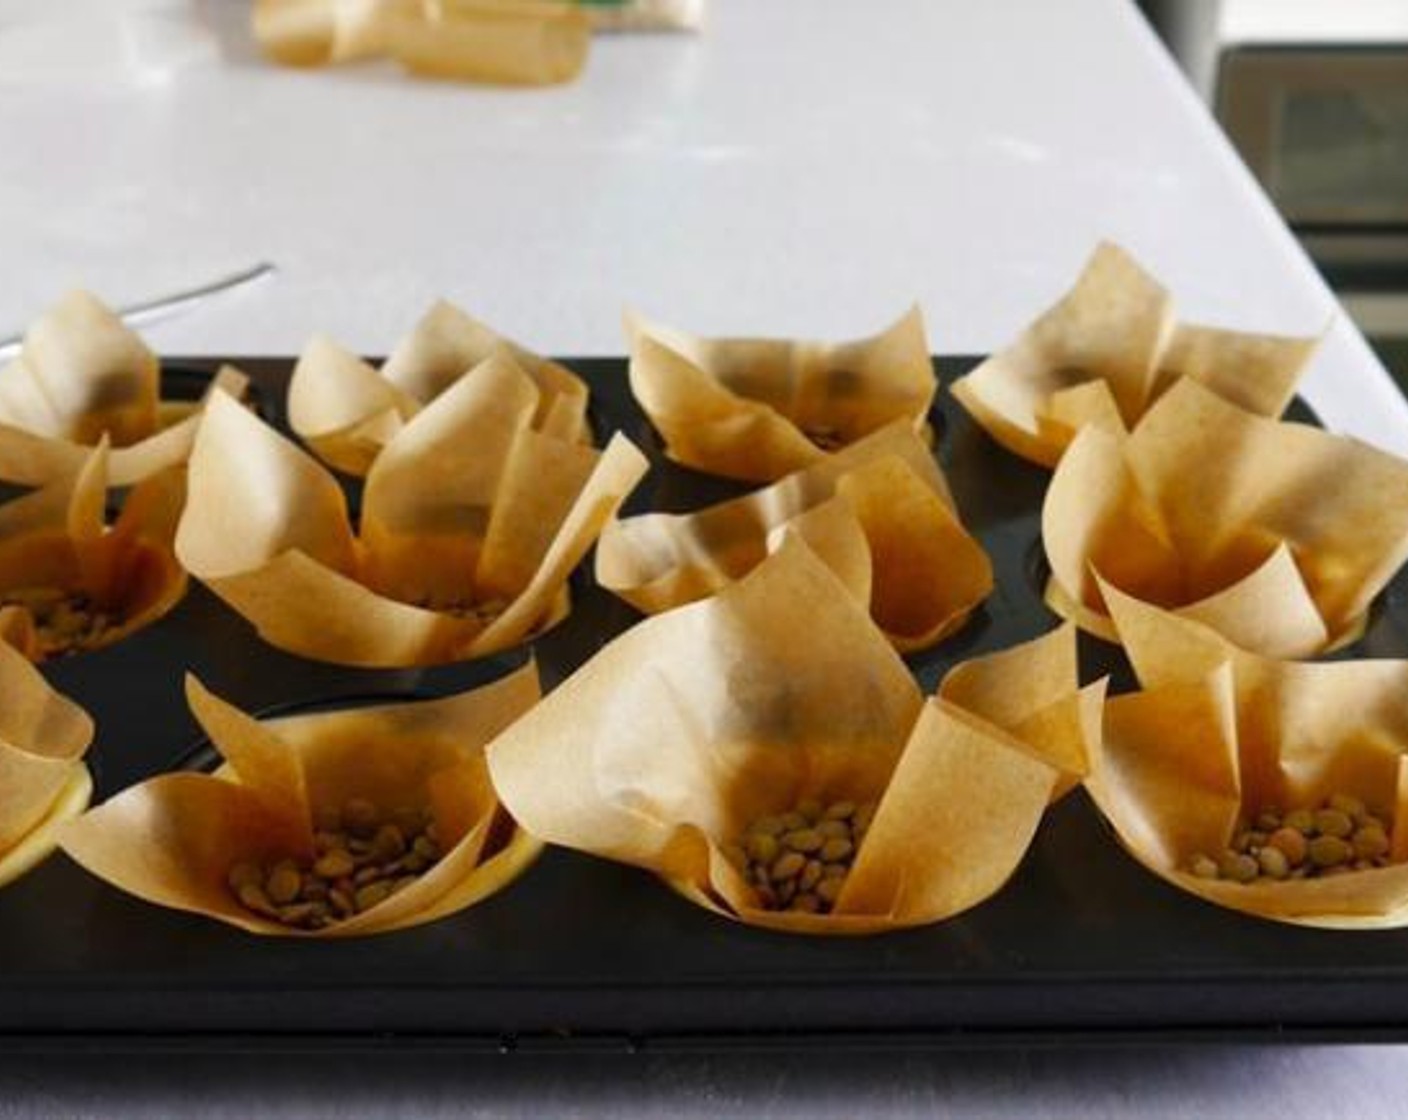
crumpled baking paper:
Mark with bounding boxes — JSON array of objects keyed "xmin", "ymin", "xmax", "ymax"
[
  {"xmin": 596, "ymin": 420, "xmax": 992, "ymax": 652},
  {"xmin": 1043, "ymin": 377, "xmax": 1408, "ymax": 658},
  {"xmin": 0, "ymin": 440, "xmax": 189, "ymax": 662},
  {"xmin": 287, "ymin": 299, "xmax": 589, "ymax": 477},
  {"xmin": 0, "ymin": 290, "xmax": 247, "ymax": 486},
  {"xmin": 0, "ymin": 638, "xmax": 93, "ymax": 889},
  {"xmin": 60, "ymin": 664, "xmax": 542, "ymax": 936},
  {"xmin": 627, "ymin": 306, "xmax": 935, "ymax": 482},
  {"xmin": 488, "ymin": 538, "xmax": 1098, "ymax": 935},
  {"xmin": 177, "ymin": 369, "xmax": 646, "ymax": 667},
  {"xmin": 951, "ymin": 242, "xmax": 1321, "ymax": 467},
  {"xmin": 1090, "ymin": 585, "xmax": 1408, "ymax": 928}
]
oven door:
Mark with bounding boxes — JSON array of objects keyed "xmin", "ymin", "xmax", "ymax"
[{"xmin": 1217, "ymin": 44, "xmax": 1408, "ymax": 288}]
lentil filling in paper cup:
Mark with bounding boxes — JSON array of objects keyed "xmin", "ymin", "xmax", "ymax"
[
  {"xmin": 626, "ymin": 306, "xmax": 935, "ymax": 483},
  {"xmin": 1089, "ymin": 586, "xmax": 1408, "ymax": 929},
  {"xmin": 488, "ymin": 538, "xmax": 1100, "ymax": 935},
  {"xmin": 0, "ymin": 442, "xmax": 188, "ymax": 662},
  {"xmin": 253, "ymin": 0, "xmax": 591, "ymax": 87},
  {"xmin": 59, "ymin": 664, "xmax": 543, "ymax": 937}
]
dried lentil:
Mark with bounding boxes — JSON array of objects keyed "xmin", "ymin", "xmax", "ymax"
[
  {"xmin": 412, "ymin": 595, "xmax": 509, "ymax": 624},
  {"xmin": 228, "ymin": 800, "xmax": 443, "ymax": 930},
  {"xmin": 1186, "ymin": 793, "xmax": 1395, "ymax": 884},
  {"xmin": 1, "ymin": 586, "xmax": 123, "ymax": 658},
  {"xmin": 730, "ymin": 797, "xmax": 876, "ymax": 915}
]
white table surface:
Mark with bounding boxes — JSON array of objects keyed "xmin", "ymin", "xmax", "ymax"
[
  {"xmin": 0, "ymin": 0, "xmax": 1405, "ymax": 454},
  {"xmin": 1, "ymin": 1042, "xmax": 1407, "ymax": 1120},
  {"xmin": 3, "ymin": 1, "xmax": 1408, "ymax": 1116}
]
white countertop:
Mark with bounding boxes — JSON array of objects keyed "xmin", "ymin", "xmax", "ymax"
[{"xmin": 0, "ymin": 0, "xmax": 1405, "ymax": 454}]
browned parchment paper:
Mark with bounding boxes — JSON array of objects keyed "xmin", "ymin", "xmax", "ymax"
[
  {"xmin": 287, "ymin": 300, "xmax": 590, "ymax": 476},
  {"xmin": 627, "ymin": 306, "xmax": 935, "ymax": 483},
  {"xmin": 59, "ymin": 664, "xmax": 542, "ymax": 936},
  {"xmin": 254, "ymin": 0, "xmax": 590, "ymax": 85},
  {"xmin": 951, "ymin": 242, "xmax": 1321, "ymax": 467},
  {"xmin": 1042, "ymin": 377, "xmax": 1408, "ymax": 658},
  {"xmin": 596, "ymin": 421, "xmax": 992, "ymax": 652},
  {"xmin": 177, "ymin": 370, "xmax": 646, "ymax": 667},
  {"xmin": 0, "ymin": 638, "xmax": 93, "ymax": 888},
  {"xmin": 488, "ymin": 538, "xmax": 1097, "ymax": 935},
  {"xmin": 0, "ymin": 441, "xmax": 188, "ymax": 662},
  {"xmin": 0, "ymin": 292, "xmax": 247, "ymax": 486},
  {"xmin": 1090, "ymin": 585, "xmax": 1408, "ymax": 928}
]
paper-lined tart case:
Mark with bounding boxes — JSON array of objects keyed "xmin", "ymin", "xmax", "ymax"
[
  {"xmin": 488, "ymin": 539, "xmax": 1099, "ymax": 935},
  {"xmin": 0, "ymin": 442, "xmax": 188, "ymax": 662},
  {"xmin": 0, "ymin": 639, "xmax": 94, "ymax": 888},
  {"xmin": 627, "ymin": 307, "xmax": 935, "ymax": 483},
  {"xmin": 596, "ymin": 421, "xmax": 993, "ymax": 652},
  {"xmin": 287, "ymin": 300, "xmax": 590, "ymax": 476},
  {"xmin": 1090, "ymin": 586, "xmax": 1408, "ymax": 929},
  {"xmin": 0, "ymin": 291, "xmax": 246, "ymax": 487},
  {"xmin": 1042, "ymin": 377, "xmax": 1408, "ymax": 658},
  {"xmin": 253, "ymin": 0, "xmax": 591, "ymax": 86},
  {"xmin": 950, "ymin": 242, "xmax": 1321, "ymax": 467},
  {"xmin": 177, "ymin": 366, "xmax": 645, "ymax": 667},
  {"xmin": 60, "ymin": 664, "xmax": 542, "ymax": 936}
]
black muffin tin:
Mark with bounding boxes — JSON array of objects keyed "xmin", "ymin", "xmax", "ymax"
[{"xmin": 3, "ymin": 357, "xmax": 1408, "ymax": 1048}]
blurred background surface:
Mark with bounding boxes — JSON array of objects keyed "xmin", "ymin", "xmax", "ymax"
[{"xmin": 1142, "ymin": 0, "xmax": 1408, "ymax": 389}]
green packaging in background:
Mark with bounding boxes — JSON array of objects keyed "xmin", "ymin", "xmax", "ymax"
[{"xmin": 576, "ymin": 0, "xmax": 705, "ymax": 31}]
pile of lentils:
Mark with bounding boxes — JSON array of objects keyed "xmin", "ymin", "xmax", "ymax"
[
  {"xmin": 726, "ymin": 798, "xmax": 876, "ymax": 914},
  {"xmin": 228, "ymin": 797, "xmax": 444, "ymax": 930},
  {"xmin": 1, "ymin": 586, "xmax": 119, "ymax": 658},
  {"xmin": 1187, "ymin": 793, "xmax": 1394, "ymax": 883},
  {"xmin": 411, "ymin": 595, "xmax": 509, "ymax": 624}
]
